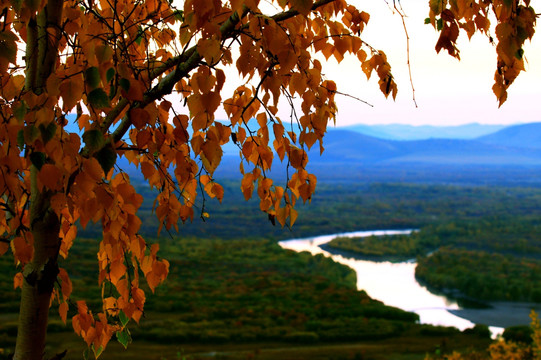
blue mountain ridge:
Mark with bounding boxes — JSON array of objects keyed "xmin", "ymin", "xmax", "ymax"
[
  {"xmin": 114, "ymin": 122, "xmax": 541, "ymax": 184},
  {"xmin": 341, "ymin": 123, "xmax": 508, "ymax": 141},
  {"xmin": 306, "ymin": 123, "xmax": 541, "ymax": 166},
  {"xmin": 476, "ymin": 122, "xmax": 541, "ymax": 149}
]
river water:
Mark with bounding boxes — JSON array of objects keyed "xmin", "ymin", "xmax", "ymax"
[{"xmin": 279, "ymin": 229, "xmax": 505, "ymax": 336}]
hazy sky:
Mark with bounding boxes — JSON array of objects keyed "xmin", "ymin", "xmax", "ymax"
[
  {"xmin": 325, "ymin": 0, "xmax": 541, "ymax": 127},
  {"xmin": 211, "ymin": 1, "xmax": 540, "ymax": 127},
  {"xmin": 204, "ymin": 1, "xmax": 540, "ymax": 128}
]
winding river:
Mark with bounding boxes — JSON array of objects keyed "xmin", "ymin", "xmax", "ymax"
[{"xmin": 278, "ymin": 229, "xmax": 505, "ymax": 337}]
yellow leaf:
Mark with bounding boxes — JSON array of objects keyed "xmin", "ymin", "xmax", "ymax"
[
  {"xmin": 60, "ymin": 224, "xmax": 77, "ymax": 259},
  {"xmin": 288, "ymin": 146, "xmax": 308, "ymax": 169},
  {"xmin": 201, "ymin": 140, "xmax": 223, "ymax": 174},
  {"xmin": 84, "ymin": 158, "xmax": 105, "ymax": 182},
  {"xmin": 140, "ymin": 161, "xmax": 156, "ymax": 181},
  {"xmin": 212, "ymin": 183, "xmax": 224, "ymax": 203},
  {"xmin": 109, "ymin": 260, "xmax": 126, "ymax": 285},
  {"xmin": 200, "ymin": 174, "xmax": 211, "ymax": 186},
  {"xmin": 11, "ymin": 235, "xmax": 34, "ymax": 265},
  {"xmin": 3, "ymin": 75, "xmax": 24, "ymax": 101},
  {"xmin": 290, "ymin": 207, "xmax": 298, "ymax": 227},
  {"xmin": 276, "ymin": 206, "xmax": 287, "ymax": 227},
  {"xmin": 430, "ymin": 0, "xmax": 446, "ymax": 15},
  {"xmin": 289, "ymin": 73, "xmax": 307, "ymax": 96},
  {"xmin": 230, "ymin": 0, "xmax": 244, "ymax": 13},
  {"xmin": 241, "ymin": 173, "xmax": 255, "ymax": 200},
  {"xmin": 197, "ymin": 38, "xmax": 221, "ymax": 65},
  {"xmin": 103, "ymin": 297, "xmax": 119, "ymax": 316}
]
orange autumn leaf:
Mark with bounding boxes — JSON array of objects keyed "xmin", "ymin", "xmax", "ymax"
[
  {"xmin": 109, "ymin": 260, "xmax": 126, "ymax": 285},
  {"xmin": 11, "ymin": 235, "xmax": 33, "ymax": 265},
  {"xmin": 59, "ymin": 74, "xmax": 85, "ymax": 112},
  {"xmin": 0, "ymin": 241, "xmax": 9, "ymax": 256},
  {"xmin": 13, "ymin": 272, "xmax": 24, "ymax": 290},
  {"xmin": 59, "ymin": 302, "xmax": 69, "ymax": 324},
  {"xmin": 58, "ymin": 268, "xmax": 73, "ymax": 299},
  {"xmin": 84, "ymin": 157, "xmax": 105, "ymax": 182},
  {"xmin": 38, "ymin": 164, "xmax": 63, "ymax": 191},
  {"xmin": 197, "ymin": 38, "xmax": 222, "ymax": 65}
]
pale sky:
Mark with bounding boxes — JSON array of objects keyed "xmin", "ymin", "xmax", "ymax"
[
  {"xmin": 206, "ymin": 1, "xmax": 540, "ymax": 127},
  {"xmin": 327, "ymin": 0, "xmax": 541, "ymax": 126}
]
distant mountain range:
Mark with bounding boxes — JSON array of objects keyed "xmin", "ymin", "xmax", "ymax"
[
  {"xmin": 476, "ymin": 122, "xmax": 541, "ymax": 149},
  {"xmin": 308, "ymin": 122, "xmax": 541, "ymax": 166},
  {"xmin": 296, "ymin": 122, "xmax": 541, "ymax": 185},
  {"xmin": 341, "ymin": 123, "xmax": 507, "ymax": 140},
  {"xmin": 118, "ymin": 122, "xmax": 541, "ymax": 186}
]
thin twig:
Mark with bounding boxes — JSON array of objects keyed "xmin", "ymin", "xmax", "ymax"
[{"xmin": 393, "ymin": 1, "xmax": 418, "ymax": 107}]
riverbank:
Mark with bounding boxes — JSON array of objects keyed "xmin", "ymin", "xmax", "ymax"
[
  {"xmin": 450, "ymin": 302, "xmax": 541, "ymax": 329},
  {"xmin": 280, "ymin": 229, "xmax": 541, "ymax": 333},
  {"xmin": 319, "ymin": 242, "xmax": 417, "ymax": 263},
  {"xmin": 325, "ymin": 240, "xmax": 541, "ymax": 329}
]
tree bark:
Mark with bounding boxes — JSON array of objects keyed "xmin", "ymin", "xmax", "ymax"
[
  {"xmin": 13, "ymin": 168, "xmax": 61, "ymax": 360},
  {"xmin": 16, "ymin": 0, "xmax": 64, "ymax": 356}
]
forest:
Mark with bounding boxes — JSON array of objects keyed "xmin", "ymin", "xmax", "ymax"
[
  {"xmin": 317, "ymin": 193, "xmax": 541, "ymax": 307},
  {"xmin": 2, "ymin": 181, "xmax": 541, "ymax": 359},
  {"xmin": 80, "ymin": 181, "xmax": 541, "ymax": 240},
  {"xmin": 0, "ymin": 235, "xmax": 495, "ymax": 359},
  {"xmin": 76, "ymin": 181, "xmax": 541, "ymax": 307}
]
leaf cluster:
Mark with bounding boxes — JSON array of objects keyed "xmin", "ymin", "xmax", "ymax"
[
  {"xmin": 428, "ymin": 0, "xmax": 537, "ymax": 106},
  {"xmin": 0, "ymin": 0, "xmax": 401, "ymax": 354}
]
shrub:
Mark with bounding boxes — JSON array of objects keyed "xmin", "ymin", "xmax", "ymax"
[{"xmin": 503, "ymin": 325, "xmax": 533, "ymax": 345}]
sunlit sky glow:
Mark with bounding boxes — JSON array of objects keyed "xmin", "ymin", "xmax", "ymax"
[
  {"xmin": 215, "ymin": 1, "xmax": 541, "ymax": 127},
  {"xmin": 327, "ymin": 0, "xmax": 541, "ymax": 127}
]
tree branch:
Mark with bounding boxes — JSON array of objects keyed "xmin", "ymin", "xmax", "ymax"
[
  {"xmin": 271, "ymin": 0, "xmax": 336, "ymax": 22},
  {"xmin": 36, "ymin": 0, "xmax": 64, "ymax": 93},
  {"xmin": 24, "ymin": 17, "xmax": 38, "ymax": 91},
  {"xmin": 100, "ymin": 0, "xmax": 342, "ymax": 147}
]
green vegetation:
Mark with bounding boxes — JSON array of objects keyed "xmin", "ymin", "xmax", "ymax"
[
  {"xmin": 326, "ymin": 215, "xmax": 541, "ymax": 303},
  {"xmin": 502, "ymin": 325, "xmax": 534, "ymax": 344},
  {"xmin": 3, "ymin": 181, "xmax": 540, "ymax": 358},
  {"xmin": 0, "ymin": 237, "xmax": 416, "ymax": 354},
  {"xmin": 415, "ymin": 217, "xmax": 541, "ymax": 303},
  {"xmin": 326, "ymin": 233, "xmax": 426, "ymax": 261},
  {"xmin": 416, "ymin": 247, "xmax": 541, "ymax": 302},
  {"xmin": 0, "ymin": 235, "xmax": 495, "ymax": 359},
  {"xmin": 140, "ymin": 238, "xmax": 420, "ymax": 343},
  {"xmin": 80, "ymin": 182, "xmax": 541, "ymax": 241}
]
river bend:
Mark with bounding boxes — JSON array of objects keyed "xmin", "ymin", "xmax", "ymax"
[{"xmin": 279, "ymin": 229, "xmax": 505, "ymax": 336}]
